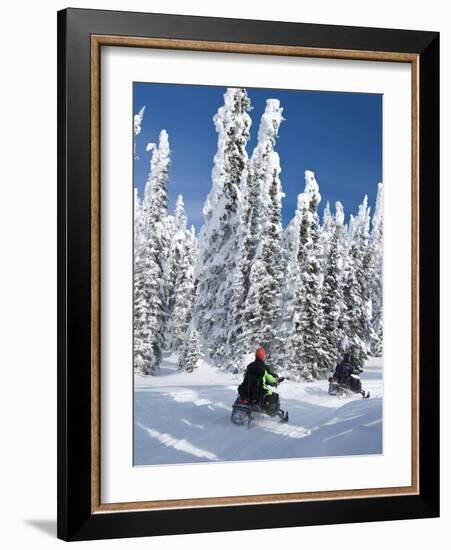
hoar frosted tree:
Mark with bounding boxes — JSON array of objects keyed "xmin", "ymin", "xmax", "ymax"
[
  {"xmin": 342, "ymin": 195, "xmax": 377, "ymax": 368},
  {"xmin": 319, "ymin": 201, "xmax": 334, "ymax": 274},
  {"xmin": 178, "ymin": 324, "xmax": 201, "ymax": 372},
  {"xmin": 133, "ymin": 129, "xmax": 171, "ymax": 374},
  {"xmin": 194, "ymin": 88, "xmax": 252, "ymax": 368},
  {"xmin": 370, "ymin": 183, "xmax": 384, "ymax": 356},
  {"xmin": 289, "ymin": 171, "xmax": 328, "ymax": 380},
  {"xmin": 133, "ymin": 106, "xmax": 145, "ymax": 160},
  {"xmin": 226, "ymin": 98, "xmax": 285, "ymax": 369},
  {"xmin": 172, "ymin": 226, "xmax": 198, "ymax": 352},
  {"xmin": 164, "ymin": 195, "xmax": 189, "ymax": 348},
  {"xmin": 321, "ymin": 202, "xmax": 347, "ymax": 369}
]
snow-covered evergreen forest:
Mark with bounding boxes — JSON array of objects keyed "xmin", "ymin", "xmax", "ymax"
[{"xmin": 134, "ymin": 87, "xmax": 383, "ymax": 381}]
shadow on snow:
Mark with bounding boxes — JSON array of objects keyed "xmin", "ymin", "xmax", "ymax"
[{"xmin": 134, "ymin": 381, "xmax": 382, "ymax": 466}]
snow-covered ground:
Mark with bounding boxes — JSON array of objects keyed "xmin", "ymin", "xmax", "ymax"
[{"xmin": 134, "ymin": 355, "xmax": 382, "ymax": 466}]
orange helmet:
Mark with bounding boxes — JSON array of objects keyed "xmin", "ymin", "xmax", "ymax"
[{"xmin": 255, "ymin": 347, "xmax": 266, "ymax": 361}]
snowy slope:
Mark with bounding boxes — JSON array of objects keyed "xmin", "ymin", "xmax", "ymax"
[{"xmin": 134, "ymin": 355, "xmax": 382, "ymax": 466}]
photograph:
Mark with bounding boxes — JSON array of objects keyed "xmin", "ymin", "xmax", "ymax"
[{"xmin": 133, "ymin": 82, "xmax": 384, "ymax": 466}]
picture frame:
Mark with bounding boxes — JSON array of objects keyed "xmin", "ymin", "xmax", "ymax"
[{"xmin": 57, "ymin": 7, "xmax": 440, "ymax": 541}]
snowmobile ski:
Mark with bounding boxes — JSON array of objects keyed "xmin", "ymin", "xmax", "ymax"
[{"xmin": 279, "ymin": 411, "xmax": 289, "ymax": 423}]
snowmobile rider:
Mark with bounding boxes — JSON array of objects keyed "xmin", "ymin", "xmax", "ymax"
[
  {"xmin": 232, "ymin": 348, "xmax": 289, "ymax": 423},
  {"xmin": 333, "ymin": 353, "xmax": 368, "ymax": 398},
  {"xmin": 334, "ymin": 353, "xmax": 354, "ymax": 384},
  {"xmin": 237, "ymin": 347, "xmax": 288, "ymax": 420},
  {"xmin": 239, "ymin": 347, "xmax": 282, "ymax": 398}
]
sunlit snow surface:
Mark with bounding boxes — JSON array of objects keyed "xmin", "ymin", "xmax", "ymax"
[{"xmin": 134, "ymin": 355, "xmax": 382, "ymax": 466}]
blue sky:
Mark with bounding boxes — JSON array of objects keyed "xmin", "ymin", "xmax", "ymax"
[{"xmin": 133, "ymin": 83, "xmax": 382, "ymax": 231}]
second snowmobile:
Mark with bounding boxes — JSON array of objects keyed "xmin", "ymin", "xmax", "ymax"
[{"xmin": 328, "ymin": 371, "xmax": 370, "ymax": 399}]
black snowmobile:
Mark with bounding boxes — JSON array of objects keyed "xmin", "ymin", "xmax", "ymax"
[
  {"xmin": 231, "ymin": 376, "xmax": 289, "ymax": 427},
  {"xmin": 328, "ymin": 367, "xmax": 370, "ymax": 399}
]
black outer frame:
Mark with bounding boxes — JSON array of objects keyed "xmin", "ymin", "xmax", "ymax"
[{"xmin": 57, "ymin": 7, "xmax": 440, "ymax": 542}]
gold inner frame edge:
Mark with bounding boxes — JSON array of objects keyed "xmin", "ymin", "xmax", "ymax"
[{"xmin": 90, "ymin": 35, "xmax": 420, "ymax": 514}]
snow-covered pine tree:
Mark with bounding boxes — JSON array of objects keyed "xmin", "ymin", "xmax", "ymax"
[
  {"xmin": 284, "ymin": 192, "xmax": 309, "ymax": 378},
  {"xmin": 370, "ymin": 182, "xmax": 384, "ymax": 356},
  {"xmin": 134, "ymin": 105, "xmax": 145, "ymax": 136},
  {"xmin": 194, "ymin": 88, "xmax": 252, "ymax": 368},
  {"xmin": 177, "ymin": 324, "xmax": 201, "ymax": 372},
  {"xmin": 172, "ymin": 225, "xmax": 198, "ymax": 352},
  {"xmin": 277, "ymin": 203, "xmax": 302, "ymax": 369},
  {"xmin": 342, "ymin": 195, "xmax": 376, "ymax": 367},
  {"xmin": 140, "ymin": 142, "xmax": 155, "ymax": 243},
  {"xmin": 133, "ymin": 129, "xmax": 171, "ymax": 374},
  {"xmin": 319, "ymin": 201, "xmax": 334, "ymax": 273},
  {"xmin": 133, "ymin": 106, "xmax": 145, "ymax": 160},
  {"xmin": 163, "ymin": 195, "xmax": 188, "ymax": 348},
  {"xmin": 134, "ymin": 188, "xmax": 145, "ymax": 260},
  {"xmin": 238, "ymin": 99, "xmax": 285, "ymax": 366},
  {"xmin": 289, "ymin": 171, "xmax": 328, "ymax": 380},
  {"xmin": 222, "ymin": 212, "xmax": 250, "ymax": 371},
  {"xmin": 321, "ymin": 201, "xmax": 347, "ymax": 370},
  {"xmin": 346, "ymin": 213, "xmax": 357, "ymax": 254}
]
